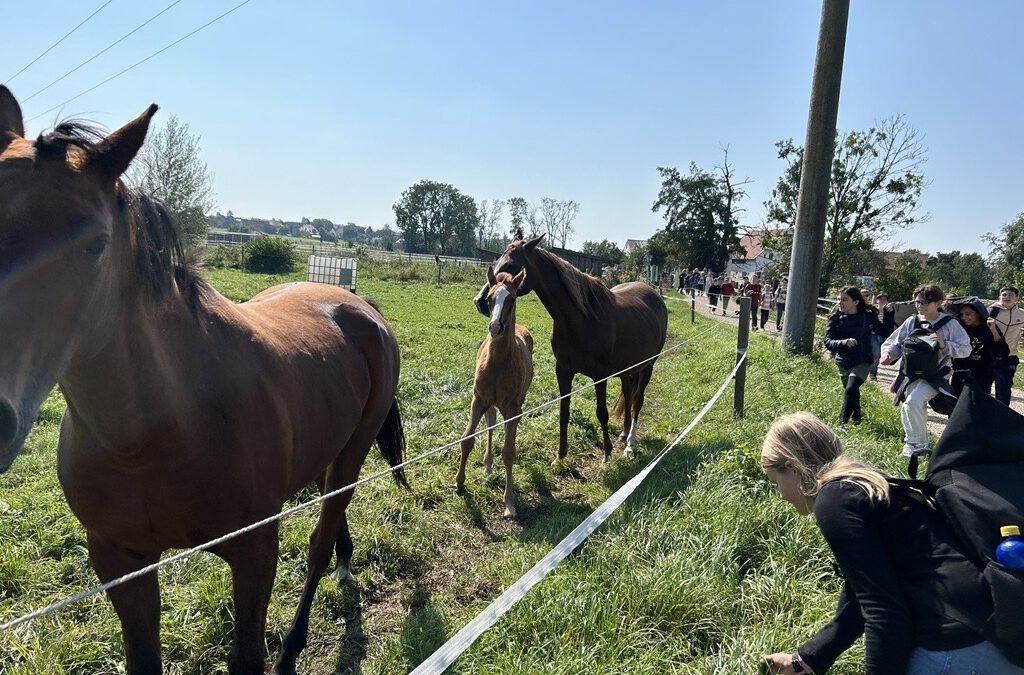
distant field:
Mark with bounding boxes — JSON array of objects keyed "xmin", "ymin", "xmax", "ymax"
[{"xmin": 0, "ymin": 267, "xmax": 909, "ymax": 674}]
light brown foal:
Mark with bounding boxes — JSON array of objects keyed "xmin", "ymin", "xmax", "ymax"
[{"xmin": 456, "ymin": 268, "xmax": 534, "ymax": 518}]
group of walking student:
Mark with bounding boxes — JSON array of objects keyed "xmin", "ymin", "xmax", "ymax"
[
  {"xmin": 678, "ymin": 269, "xmax": 789, "ymax": 331},
  {"xmin": 761, "ymin": 292, "xmax": 1024, "ymax": 674},
  {"xmin": 825, "ymin": 283, "xmax": 1023, "ymax": 462}
]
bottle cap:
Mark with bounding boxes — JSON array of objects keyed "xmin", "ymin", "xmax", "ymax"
[{"xmin": 1001, "ymin": 525, "xmax": 1021, "ymax": 537}]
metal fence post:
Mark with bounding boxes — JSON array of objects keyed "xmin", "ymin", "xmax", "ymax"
[
  {"xmin": 690, "ymin": 295, "xmax": 696, "ymax": 324},
  {"xmin": 734, "ymin": 296, "xmax": 750, "ymax": 418}
]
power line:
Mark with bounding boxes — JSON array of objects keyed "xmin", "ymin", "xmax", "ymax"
[
  {"xmin": 6, "ymin": 1, "xmax": 116, "ymax": 83},
  {"xmin": 26, "ymin": 0, "xmax": 256, "ymax": 124},
  {"xmin": 22, "ymin": 0, "xmax": 186, "ymax": 104}
]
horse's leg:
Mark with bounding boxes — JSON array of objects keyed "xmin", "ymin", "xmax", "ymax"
[
  {"xmin": 219, "ymin": 524, "xmax": 279, "ymax": 675},
  {"xmin": 457, "ymin": 396, "xmax": 488, "ymax": 491},
  {"xmin": 87, "ymin": 533, "xmax": 162, "ymax": 675},
  {"xmin": 500, "ymin": 411, "xmax": 520, "ymax": 518},
  {"xmin": 556, "ymin": 366, "xmax": 574, "ymax": 462},
  {"xmin": 274, "ymin": 458, "xmax": 362, "ymax": 675},
  {"xmin": 594, "ymin": 380, "xmax": 613, "ymax": 463},
  {"xmin": 483, "ymin": 406, "xmax": 497, "ymax": 475},
  {"xmin": 618, "ymin": 375, "xmax": 635, "ymax": 444},
  {"xmin": 627, "ymin": 364, "xmax": 655, "ymax": 454}
]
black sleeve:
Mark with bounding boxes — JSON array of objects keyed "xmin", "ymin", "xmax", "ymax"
[
  {"xmin": 869, "ymin": 310, "xmax": 884, "ymax": 336},
  {"xmin": 823, "ymin": 317, "xmax": 842, "ymax": 352},
  {"xmin": 812, "ymin": 482, "xmax": 915, "ymax": 675},
  {"xmin": 798, "ymin": 582, "xmax": 864, "ymax": 674}
]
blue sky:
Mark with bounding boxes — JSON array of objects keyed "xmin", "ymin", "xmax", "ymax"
[{"xmin": 3, "ymin": 1, "xmax": 1021, "ymax": 255}]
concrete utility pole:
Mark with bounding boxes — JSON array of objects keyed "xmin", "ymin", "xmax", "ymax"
[{"xmin": 781, "ymin": 0, "xmax": 851, "ymax": 354}]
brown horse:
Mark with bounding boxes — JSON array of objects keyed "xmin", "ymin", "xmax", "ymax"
[
  {"xmin": 457, "ymin": 268, "xmax": 534, "ymax": 518},
  {"xmin": 474, "ymin": 235, "xmax": 668, "ymax": 462},
  {"xmin": 0, "ymin": 86, "xmax": 408, "ymax": 674}
]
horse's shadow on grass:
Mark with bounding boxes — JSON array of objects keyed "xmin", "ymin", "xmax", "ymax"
[
  {"xmin": 512, "ymin": 433, "xmax": 736, "ymax": 548},
  {"xmin": 398, "ymin": 581, "xmax": 447, "ymax": 673},
  {"xmin": 331, "ymin": 583, "xmax": 367, "ymax": 675},
  {"xmin": 458, "ymin": 488, "xmax": 504, "ymax": 542}
]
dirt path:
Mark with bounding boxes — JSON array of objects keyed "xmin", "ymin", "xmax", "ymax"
[{"xmin": 666, "ymin": 290, "xmax": 1024, "ymax": 439}]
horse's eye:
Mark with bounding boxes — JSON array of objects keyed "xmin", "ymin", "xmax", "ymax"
[{"xmin": 84, "ymin": 235, "xmax": 109, "ymax": 256}]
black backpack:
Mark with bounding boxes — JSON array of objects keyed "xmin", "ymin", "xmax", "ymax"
[
  {"xmin": 889, "ymin": 385, "xmax": 1024, "ymax": 666},
  {"xmin": 900, "ymin": 314, "xmax": 954, "ymax": 381}
]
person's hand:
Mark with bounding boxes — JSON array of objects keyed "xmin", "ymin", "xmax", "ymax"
[
  {"xmin": 884, "ymin": 303, "xmax": 894, "ymax": 311},
  {"xmin": 879, "ymin": 353, "xmax": 892, "ymax": 366},
  {"xmin": 761, "ymin": 653, "xmax": 797, "ymax": 674},
  {"xmin": 930, "ymin": 332, "xmax": 945, "ymax": 349},
  {"xmin": 845, "ymin": 338, "xmax": 857, "ymax": 347},
  {"xmin": 988, "ymin": 317, "xmax": 996, "ymax": 327}
]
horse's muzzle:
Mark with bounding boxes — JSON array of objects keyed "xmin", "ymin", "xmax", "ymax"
[{"xmin": 473, "ymin": 282, "xmax": 490, "ymax": 317}]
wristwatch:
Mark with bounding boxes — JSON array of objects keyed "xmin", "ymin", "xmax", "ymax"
[{"xmin": 791, "ymin": 652, "xmax": 807, "ymax": 673}]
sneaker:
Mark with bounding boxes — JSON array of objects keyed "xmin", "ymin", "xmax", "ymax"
[{"xmin": 900, "ymin": 443, "xmax": 930, "ymax": 459}]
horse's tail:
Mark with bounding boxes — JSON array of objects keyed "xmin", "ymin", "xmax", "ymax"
[
  {"xmin": 611, "ymin": 391, "xmax": 625, "ymax": 420},
  {"xmin": 376, "ymin": 397, "xmax": 410, "ymax": 490}
]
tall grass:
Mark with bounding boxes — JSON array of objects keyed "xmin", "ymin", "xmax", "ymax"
[{"xmin": 0, "ymin": 269, "xmax": 908, "ymax": 674}]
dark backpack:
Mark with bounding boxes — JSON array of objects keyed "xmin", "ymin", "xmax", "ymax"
[
  {"xmin": 888, "ymin": 386, "xmax": 1024, "ymax": 666},
  {"xmin": 901, "ymin": 314, "xmax": 953, "ymax": 381}
]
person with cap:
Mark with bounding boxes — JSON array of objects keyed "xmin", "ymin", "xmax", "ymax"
[{"xmin": 988, "ymin": 286, "xmax": 1024, "ymax": 406}]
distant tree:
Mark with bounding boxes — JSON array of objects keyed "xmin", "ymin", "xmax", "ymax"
[
  {"xmin": 984, "ymin": 212, "xmax": 1024, "ymax": 290},
  {"xmin": 874, "ymin": 248, "xmax": 927, "ymax": 301},
  {"xmin": 378, "ymin": 224, "xmax": 398, "ymax": 251},
  {"xmin": 926, "ymin": 250, "xmax": 994, "ymax": 297},
  {"xmin": 540, "ymin": 198, "xmax": 580, "ymax": 248},
  {"xmin": 508, "ymin": 196, "xmax": 528, "ymax": 238},
  {"xmin": 651, "ymin": 155, "xmax": 746, "ymax": 271},
  {"xmin": 128, "ymin": 114, "xmax": 216, "ymax": 247},
  {"xmin": 581, "ymin": 239, "xmax": 625, "ymax": 263},
  {"xmin": 393, "ymin": 180, "xmax": 480, "ymax": 255},
  {"xmin": 478, "ymin": 199, "xmax": 506, "ymax": 249},
  {"xmin": 764, "ymin": 115, "xmax": 927, "ymax": 295}
]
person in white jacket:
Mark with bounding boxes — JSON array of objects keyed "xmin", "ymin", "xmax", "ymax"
[{"xmin": 880, "ymin": 284, "xmax": 971, "ymax": 459}]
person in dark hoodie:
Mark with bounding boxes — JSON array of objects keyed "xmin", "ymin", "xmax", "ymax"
[
  {"xmin": 824, "ymin": 286, "xmax": 881, "ymax": 424},
  {"xmin": 949, "ymin": 297, "xmax": 996, "ymax": 397},
  {"xmin": 759, "ymin": 411, "xmax": 1021, "ymax": 675}
]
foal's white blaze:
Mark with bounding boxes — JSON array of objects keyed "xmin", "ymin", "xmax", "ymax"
[{"xmin": 488, "ymin": 286, "xmax": 511, "ymax": 336}]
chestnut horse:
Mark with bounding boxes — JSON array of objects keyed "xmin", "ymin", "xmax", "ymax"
[
  {"xmin": 457, "ymin": 268, "xmax": 534, "ymax": 518},
  {"xmin": 0, "ymin": 87, "xmax": 407, "ymax": 674},
  {"xmin": 474, "ymin": 235, "xmax": 667, "ymax": 462}
]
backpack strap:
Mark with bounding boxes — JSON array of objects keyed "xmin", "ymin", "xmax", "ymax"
[
  {"xmin": 885, "ymin": 476, "xmax": 936, "ymax": 496},
  {"xmin": 931, "ymin": 314, "xmax": 953, "ymax": 331}
]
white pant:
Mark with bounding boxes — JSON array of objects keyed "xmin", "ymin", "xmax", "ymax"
[{"xmin": 901, "ymin": 379, "xmax": 938, "ymax": 451}]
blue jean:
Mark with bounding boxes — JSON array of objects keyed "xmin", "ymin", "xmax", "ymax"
[
  {"xmin": 905, "ymin": 640, "xmax": 1023, "ymax": 674},
  {"xmin": 993, "ymin": 355, "xmax": 1018, "ymax": 406}
]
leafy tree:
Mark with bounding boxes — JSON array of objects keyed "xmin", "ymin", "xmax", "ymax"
[
  {"xmin": 764, "ymin": 115, "xmax": 927, "ymax": 295},
  {"xmin": 581, "ymin": 239, "xmax": 624, "ymax": 263},
  {"xmin": 926, "ymin": 251, "xmax": 994, "ymax": 297},
  {"xmin": 651, "ymin": 157, "xmax": 746, "ymax": 271},
  {"xmin": 984, "ymin": 212, "xmax": 1024, "ymax": 290},
  {"xmin": 873, "ymin": 249, "xmax": 927, "ymax": 301},
  {"xmin": 128, "ymin": 114, "xmax": 215, "ymax": 247},
  {"xmin": 540, "ymin": 198, "xmax": 580, "ymax": 248},
  {"xmin": 393, "ymin": 180, "xmax": 479, "ymax": 255},
  {"xmin": 477, "ymin": 199, "xmax": 506, "ymax": 250}
]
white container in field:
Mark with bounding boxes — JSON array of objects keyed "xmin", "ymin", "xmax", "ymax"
[{"xmin": 307, "ymin": 255, "xmax": 358, "ymax": 292}]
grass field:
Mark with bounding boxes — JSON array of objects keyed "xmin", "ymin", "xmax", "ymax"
[{"xmin": 0, "ymin": 265, "xmax": 911, "ymax": 674}]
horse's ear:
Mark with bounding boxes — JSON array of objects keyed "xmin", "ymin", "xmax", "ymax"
[
  {"xmin": 486, "ymin": 265, "xmax": 497, "ymax": 286},
  {"xmin": 87, "ymin": 103, "xmax": 158, "ymax": 179},
  {"xmin": 0, "ymin": 86, "xmax": 25, "ymax": 151},
  {"xmin": 512, "ymin": 268, "xmax": 526, "ymax": 291},
  {"xmin": 524, "ymin": 234, "xmax": 544, "ymax": 251}
]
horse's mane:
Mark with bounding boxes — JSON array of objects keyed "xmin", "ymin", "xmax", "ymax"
[
  {"xmin": 532, "ymin": 246, "xmax": 612, "ymax": 317},
  {"xmin": 36, "ymin": 121, "xmax": 209, "ymax": 311}
]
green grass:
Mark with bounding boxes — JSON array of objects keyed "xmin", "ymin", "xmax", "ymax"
[{"xmin": 0, "ymin": 267, "xmax": 910, "ymax": 674}]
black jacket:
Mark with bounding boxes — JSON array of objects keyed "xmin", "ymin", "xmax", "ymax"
[
  {"xmin": 799, "ymin": 480, "xmax": 989, "ymax": 675},
  {"xmin": 824, "ymin": 311, "xmax": 880, "ymax": 368}
]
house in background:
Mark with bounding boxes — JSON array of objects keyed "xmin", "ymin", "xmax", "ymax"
[{"xmin": 726, "ymin": 229, "xmax": 787, "ymax": 277}]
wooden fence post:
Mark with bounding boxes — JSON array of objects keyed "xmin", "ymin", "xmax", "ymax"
[
  {"xmin": 734, "ymin": 296, "xmax": 750, "ymax": 418},
  {"xmin": 690, "ymin": 295, "xmax": 696, "ymax": 324}
]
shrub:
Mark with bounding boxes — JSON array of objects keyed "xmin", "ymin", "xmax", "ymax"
[
  {"xmin": 202, "ymin": 245, "xmax": 243, "ymax": 270},
  {"xmin": 243, "ymin": 235, "xmax": 298, "ymax": 274}
]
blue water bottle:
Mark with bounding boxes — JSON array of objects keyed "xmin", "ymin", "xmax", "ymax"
[{"xmin": 996, "ymin": 525, "xmax": 1024, "ymax": 568}]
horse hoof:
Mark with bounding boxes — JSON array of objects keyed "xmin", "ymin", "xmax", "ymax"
[
  {"xmin": 624, "ymin": 446, "xmax": 635, "ymax": 458},
  {"xmin": 602, "ymin": 454, "xmax": 611, "ymax": 464},
  {"xmin": 617, "ymin": 433, "xmax": 627, "ymax": 443},
  {"xmin": 333, "ymin": 563, "xmax": 354, "ymax": 584},
  {"xmin": 503, "ymin": 506, "xmax": 516, "ymax": 519}
]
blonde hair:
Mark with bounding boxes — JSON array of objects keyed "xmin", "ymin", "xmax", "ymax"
[{"xmin": 760, "ymin": 412, "xmax": 889, "ymax": 503}]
